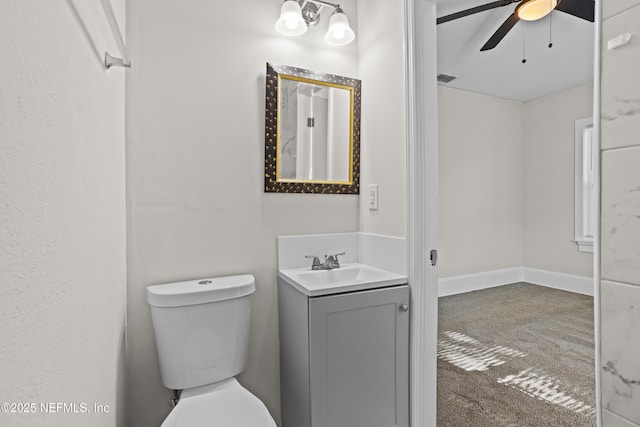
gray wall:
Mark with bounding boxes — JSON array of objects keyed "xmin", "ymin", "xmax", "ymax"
[
  {"xmin": 0, "ymin": 1, "xmax": 127, "ymax": 426},
  {"xmin": 438, "ymin": 84, "xmax": 593, "ymax": 279},
  {"xmin": 523, "ymin": 83, "xmax": 594, "ymax": 276},
  {"xmin": 600, "ymin": 1, "xmax": 640, "ymax": 425},
  {"xmin": 357, "ymin": 0, "xmax": 407, "ymax": 238},
  {"xmin": 438, "ymin": 86, "xmax": 524, "ymax": 278},
  {"xmin": 125, "ymin": 0, "xmax": 362, "ymax": 426}
]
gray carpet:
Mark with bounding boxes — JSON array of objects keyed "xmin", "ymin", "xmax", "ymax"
[{"xmin": 437, "ymin": 283, "xmax": 596, "ymax": 426}]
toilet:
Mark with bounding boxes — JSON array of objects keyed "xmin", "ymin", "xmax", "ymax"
[{"xmin": 146, "ymin": 274, "xmax": 276, "ymax": 427}]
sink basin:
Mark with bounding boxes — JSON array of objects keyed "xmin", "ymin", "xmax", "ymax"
[{"xmin": 279, "ymin": 263, "xmax": 407, "ymax": 296}]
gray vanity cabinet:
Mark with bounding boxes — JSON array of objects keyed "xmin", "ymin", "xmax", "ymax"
[{"xmin": 278, "ymin": 279, "xmax": 410, "ymax": 427}]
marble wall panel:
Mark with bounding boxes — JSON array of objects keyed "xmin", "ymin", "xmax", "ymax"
[
  {"xmin": 603, "ymin": 409, "xmax": 640, "ymax": 427},
  {"xmin": 601, "ymin": 280, "xmax": 640, "ymax": 424},
  {"xmin": 601, "ymin": 147, "xmax": 640, "ymax": 285},
  {"xmin": 601, "ymin": 5, "xmax": 640, "ymax": 150},
  {"xmin": 603, "ymin": 0, "xmax": 640, "ymax": 20}
]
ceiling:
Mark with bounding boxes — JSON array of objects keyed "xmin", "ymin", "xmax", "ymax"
[{"xmin": 435, "ymin": 0, "xmax": 595, "ymax": 102}]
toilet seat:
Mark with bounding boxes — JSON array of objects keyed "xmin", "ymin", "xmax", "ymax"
[{"xmin": 161, "ymin": 378, "xmax": 276, "ymax": 427}]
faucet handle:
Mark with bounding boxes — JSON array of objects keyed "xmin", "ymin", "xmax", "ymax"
[
  {"xmin": 330, "ymin": 252, "xmax": 346, "ymax": 268},
  {"xmin": 305, "ymin": 255, "xmax": 321, "ymax": 269}
]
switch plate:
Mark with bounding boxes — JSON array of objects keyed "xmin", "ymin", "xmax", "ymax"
[{"xmin": 368, "ymin": 184, "xmax": 379, "ymax": 211}]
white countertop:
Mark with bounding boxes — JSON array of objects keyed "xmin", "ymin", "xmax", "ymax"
[{"xmin": 278, "ymin": 263, "xmax": 408, "ymax": 297}]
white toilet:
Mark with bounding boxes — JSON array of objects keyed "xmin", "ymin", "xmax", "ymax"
[{"xmin": 146, "ymin": 274, "xmax": 276, "ymax": 427}]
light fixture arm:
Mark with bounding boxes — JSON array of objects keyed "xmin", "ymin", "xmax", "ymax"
[
  {"xmin": 297, "ymin": 0, "xmax": 344, "ymax": 29},
  {"xmin": 302, "ymin": 0, "xmax": 342, "ymax": 10}
]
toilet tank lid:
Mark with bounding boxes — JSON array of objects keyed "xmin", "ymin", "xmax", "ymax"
[{"xmin": 146, "ymin": 274, "xmax": 255, "ymax": 308}]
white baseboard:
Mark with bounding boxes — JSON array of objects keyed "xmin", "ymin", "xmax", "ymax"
[
  {"xmin": 521, "ymin": 267, "xmax": 594, "ymax": 296},
  {"xmin": 438, "ymin": 267, "xmax": 523, "ymax": 297},
  {"xmin": 438, "ymin": 267, "xmax": 594, "ymax": 297}
]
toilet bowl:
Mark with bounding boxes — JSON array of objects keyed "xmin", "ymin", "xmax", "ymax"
[
  {"xmin": 161, "ymin": 379, "xmax": 275, "ymax": 427},
  {"xmin": 147, "ymin": 275, "xmax": 276, "ymax": 427}
]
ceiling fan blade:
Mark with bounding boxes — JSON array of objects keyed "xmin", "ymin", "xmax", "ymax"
[
  {"xmin": 555, "ymin": 0, "xmax": 595, "ymax": 22},
  {"xmin": 437, "ymin": 0, "xmax": 519, "ymax": 25},
  {"xmin": 480, "ymin": 12, "xmax": 520, "ymax": 51}
]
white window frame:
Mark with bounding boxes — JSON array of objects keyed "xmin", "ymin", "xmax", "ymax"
[{"xmin": 574, "ymin": 117, "xmax": 596, "ymax": 253}]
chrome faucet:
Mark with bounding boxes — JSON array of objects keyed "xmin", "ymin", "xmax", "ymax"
[
  {"xmin": 305, "ymin": 252, "xmax": 346, "ymax": 270},
  {"xmin": 305, "ymin": 255, "xmax": 322, "ymax": 270}
]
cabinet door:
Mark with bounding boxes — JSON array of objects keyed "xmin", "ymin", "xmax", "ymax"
[{"xmin": 308, "ymin": 285, "xmax": 409, "ymax": 427}]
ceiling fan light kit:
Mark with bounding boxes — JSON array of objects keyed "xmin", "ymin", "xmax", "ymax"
[{"xmin": 516, "ymin": 0, "xmax": 558, "ymax": 21}]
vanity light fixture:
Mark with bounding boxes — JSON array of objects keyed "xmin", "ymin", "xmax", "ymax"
[{"xmin": 275, "ymin": 0, "xmax": 355, "ymax": 46}]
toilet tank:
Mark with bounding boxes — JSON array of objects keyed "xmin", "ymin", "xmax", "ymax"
[{"xmin": 146, "ymin": 275, "xmax": 255, "ymax": 390}]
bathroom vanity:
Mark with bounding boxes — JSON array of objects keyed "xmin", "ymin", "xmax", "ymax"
[{"xmin": 278, "ymin": 264, "xmax": 409, "ymax": 427}]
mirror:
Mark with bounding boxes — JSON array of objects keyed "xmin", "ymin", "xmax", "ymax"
[{"xmin": 265, "ymin": 63, "xmax": 361, "ymax": 194}]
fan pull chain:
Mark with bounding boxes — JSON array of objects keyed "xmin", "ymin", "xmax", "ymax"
[
  {"xmin": 522, "ymin": 25, "xmax": 527, "ymax": 64},
  {"xmin": 548, "ymin": 2, "xmax": 553, "ymax": 48}
]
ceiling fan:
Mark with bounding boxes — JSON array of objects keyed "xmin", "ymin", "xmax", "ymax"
[{"xmin": 437, "ymin": 0, "xmax": 594, "ymax": 51}]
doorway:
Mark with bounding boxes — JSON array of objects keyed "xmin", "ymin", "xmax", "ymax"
[{"xmin": 404, "ymin": 0, "xmax": 602, "ymax": 426}]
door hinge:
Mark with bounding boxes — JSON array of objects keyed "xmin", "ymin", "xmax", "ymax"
[{"xmin": 430, "ymin": 249, "xmax": 438, "ymax": 266}]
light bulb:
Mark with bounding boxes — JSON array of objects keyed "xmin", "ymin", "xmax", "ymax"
[
  {"xmin": 324, "ymin": 8, "xmax": 355, "ymax": 46},
  {"xmin": 275, "ymin": 0, "xmax": 307, "ymax": 37},
  {"xmin": 285, "ymin": 18, "xmax": 298, "ymax": 30}
]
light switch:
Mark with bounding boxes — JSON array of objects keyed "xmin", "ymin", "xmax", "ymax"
[{"xmin": 368, "ymin": 184, "xmax": 379, "ymax": 211}]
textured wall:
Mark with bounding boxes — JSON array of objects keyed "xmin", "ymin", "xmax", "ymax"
[
  {"xmin": 523, "ymin": 83, "xmax": 594, "ymax": 277},
  {"xmin": 125, "ymin": 0, "xmax": 360, "ymax": 426},
  {"xmin": 438, "ymin": 86, "xmax": 525, "ymax": 278},
  {"xmin": 438, "ymin": 84, "xmax": 594, "ymax": 280},
  {"xmin": 600, "ymin": 1, "xmax": 640, "ymax": 425},
  {"xmin": 0, "ymin": 1, "xmax": 127, "ymax": 426},
  {"xmin": 357, "ymin": 0, "xmax": 407, "ymax": 238}
]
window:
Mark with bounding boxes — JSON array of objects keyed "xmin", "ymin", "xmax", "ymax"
[{"xmin": 574, "ymin": 117, "xmax": 596, "ymax": 253}]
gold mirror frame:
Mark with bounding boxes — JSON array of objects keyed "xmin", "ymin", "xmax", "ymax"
[{"xmin": 264, "ymin": 63, "xmax": 361, "ymax": 194}]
